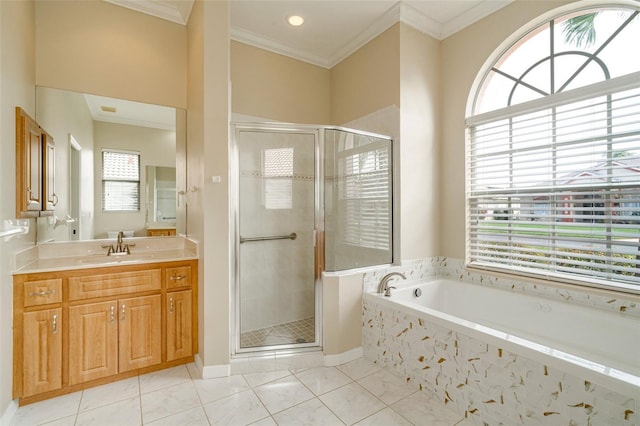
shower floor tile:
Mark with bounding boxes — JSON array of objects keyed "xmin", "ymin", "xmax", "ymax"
[{"xmin": 241, "ymin": 317, "xmax": 315, "ymax": 348}]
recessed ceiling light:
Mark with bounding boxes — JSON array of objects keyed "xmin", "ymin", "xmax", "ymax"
[{"xmin": 287, "ymin": 15, "xmax": 304, "ymax": 27}]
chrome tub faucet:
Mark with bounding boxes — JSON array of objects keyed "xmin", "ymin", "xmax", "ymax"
[{"xmin": 377, "ymin": 272, "xmax": 406, "ymax": 296}]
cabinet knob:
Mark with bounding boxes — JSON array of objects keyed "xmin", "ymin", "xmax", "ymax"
[
  {"xmin": 121, "ymin": 304, "xmax": 126, "ymax": 321},
  {"xmin": 52, "ymin": 314, "xmax": 58, "ymax": 334},
  {"xmin": 110, "ymin": 305, "xmax": 115, "ymax": 323},
  {"xmin": 169, "ymin": 297, "xmax": 174, "ymax": 314},
  {"xmin": 170, "ymin": 275, "xmax": 186, "ymax": 281}
]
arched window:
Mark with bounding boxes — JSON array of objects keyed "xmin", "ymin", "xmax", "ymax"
[{"xmin": 466, "ymin": 3, "xmax": 640, "ymax": 292}]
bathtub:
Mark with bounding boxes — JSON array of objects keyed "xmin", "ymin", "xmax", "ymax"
[{"xmin": 363, "ymin": 278, "xmax": 639, "ymax": 425}]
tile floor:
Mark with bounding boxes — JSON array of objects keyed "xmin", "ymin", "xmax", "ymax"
[
  {"xmin": 240, "ymin": 317, "xmax": 316, "ymax": 348},
  {"xmin": 9, "ymin": 357, "xmax": 473, "ymax": 426}
]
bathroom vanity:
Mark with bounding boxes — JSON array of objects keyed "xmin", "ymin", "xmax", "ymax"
[{"xmin": 12, "ymin": 237, "xmax": 198, "ymax": 405}]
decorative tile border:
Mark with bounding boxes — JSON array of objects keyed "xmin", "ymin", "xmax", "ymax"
[{"xmin": 363, "ymin": 297, "xmax": 638, "ymax": 425}]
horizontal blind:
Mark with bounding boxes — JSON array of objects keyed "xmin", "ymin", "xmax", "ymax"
[
  {"xmin": 339, "ymin": 144, "xmax": 391, "ymax": 251},
  {"xmin": 102, "ymin": 150, "xmax": 140, "ymax": 211},
  {"xmin": 263, "ymin": 147, "xmax": 294, "ymax": 210},
  {"xmin": 468, "ymin": 86, "xmax": 640, "ymax": 288}
]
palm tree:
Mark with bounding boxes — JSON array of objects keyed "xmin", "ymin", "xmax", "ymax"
[{"xmin": 562, "ymin": 13, "xmax": 598, "ymax": 48}]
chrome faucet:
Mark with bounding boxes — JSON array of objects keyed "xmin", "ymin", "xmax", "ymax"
[
  {"xmin": 116, "ymin": 231, "xmax": 124, "ymax": 253},
  {"xmin": 377, "ymin": 272, "xmax": 406, "ymax": 296},
  {"xmin": 102, "ymin": 231, "xmax": 135, "ymax": 255}
]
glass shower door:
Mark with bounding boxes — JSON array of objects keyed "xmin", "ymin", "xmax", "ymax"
[{"xmin": 236, "ymin": 128, "xmax": 318, "ymax": 350}]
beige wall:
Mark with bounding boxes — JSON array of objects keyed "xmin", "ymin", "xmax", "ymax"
[
  {"xmin": 35, "ymin": 0, "xmax": 187, "ymax": 109},
  {"xmin": 322, "ymin": 274, "xmax": 364, "ymax": 355},
  {"xmin": 0, "ymin": 0, "xmax": 35, "ymax": 420},
  {"xmin": 187, "ymin": 0, "xmax": 231, "ymax": 370},
  {"xmin": 231, "ymin": 41, "xmax": 330, "ymax": 124},
  {"xmin": 439, "ymin": 0, "xmax": 574, "ymax": 259},
  {"xmin": 399, "ymin": 24, "xmax": 441, "ymax": 261},
  {"xmin": 330, "ymin": 24, "xmax": 400, "ymax": 125},
  {"xmin": 187, "ymin": 0, "xmax": 206, "ymax": 366},
  {"xmin": 35, "ymin": 87, "xmax": 95, "ymax": 242}
]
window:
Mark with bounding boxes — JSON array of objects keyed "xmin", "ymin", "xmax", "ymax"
[
  {"xmin": 263, "ymin": 147, "xmax": 293, "ymax": 209},
  {"xmin": 467, "ymin": 6, "xmax": 640, "ymax": 292},
  {"xmin": 339, "ymin": 135, "xmax": 392, "ymax": 251},
  {"xmin": 102, "ymin": 150, "xmax": 140, "ymax": 211}
]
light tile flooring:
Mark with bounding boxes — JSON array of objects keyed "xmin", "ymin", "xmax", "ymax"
[
  {"xmin": 10, "ymin": 357, "xmax": 474, "ymax": 426},
  {"xmin": 240, "ymin": 317, "xmax": 315, "ymax": 348}
]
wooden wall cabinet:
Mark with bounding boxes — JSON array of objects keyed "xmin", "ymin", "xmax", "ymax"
[
  {"xmin": 15, "ymin": 107, "xmax": 43, "ymax": 216},
  {"xmin": 13, "ymin": 260, "xmax": 197, "ymax": 405},
  {"xmin": 42, "ymin": 131, "xmax": 57, "ymax": 212},
  {"xmin": 15, "ymin": 107, "xmax": 56, "ymax": 217}
]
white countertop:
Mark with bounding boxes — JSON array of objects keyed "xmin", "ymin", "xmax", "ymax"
[{"xmin": 13, "ymin": 236, "xmax": 198, "ymax": 274}]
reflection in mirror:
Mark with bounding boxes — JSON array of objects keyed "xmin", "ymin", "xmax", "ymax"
[
  {"xmin": 35, "ymin": 87, "xmax": 186, "ymax": 242},
  {"xmin": 146, "ymin": 166, "xmax": 177, "ymax": 226}
]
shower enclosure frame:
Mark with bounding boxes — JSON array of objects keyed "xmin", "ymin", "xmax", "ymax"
[
  {"xmin": 231, "ymin": 122, "xmax": 395, "ymax": 356},
  {"xmin": 231, "ymin": 122, "xmax": 325, "ymax": 355}
]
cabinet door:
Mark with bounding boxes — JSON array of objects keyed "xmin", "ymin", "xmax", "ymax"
[
  {"xmin": 42, "ymin": 131, "xmax": 57, "ymax": 211},
  {"xmin": 15, "ymin": 107, "xmax": 43, "ymax": 215},
  {"xmin": 119, "ymin": 295, "xmax": 161, "ymax": 372},
  {"xmin": 68, "ymin": 301, "xmax": 118, "ymax": 385},
  {"xmin": 22, "ymin": 308, "xmax": 62, "ymax": 397},
  {"xmin": 166, "ymin": 290, "xmax": 193, "ymax": 361}
]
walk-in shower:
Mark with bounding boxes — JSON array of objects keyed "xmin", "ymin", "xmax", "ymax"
[{"xmin": 232, "ymin": 123, "xmax": 393, "ymax": 354}]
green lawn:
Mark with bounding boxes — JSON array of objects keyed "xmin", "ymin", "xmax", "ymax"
[{"xmin": 478, "ymin": 221, "xmax": 640, "ymax": 239}]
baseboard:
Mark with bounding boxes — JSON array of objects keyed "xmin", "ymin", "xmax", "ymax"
[
  {"xmin": 324, "ymin": 347, "xmax": 363, "ymax": 366},
  {"xmin": 0, "ymin": 400, "xmax": 18, "ymax": 426}
]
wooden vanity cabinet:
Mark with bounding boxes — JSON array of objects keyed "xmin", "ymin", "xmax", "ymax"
[
  {"xmin": 147, "ymin": 228, "xmax": 176, "ymax": 237},
  {"xmin": 13, "ymin": 260, "xmax": 197, "ymax": 405},
  {"xmin": 68, "ymin": 295, "xmax": 161, "ymax": 385},
  {"xmin": 22, "ymin": 308, "xmax": 62, "ymax": 397}
]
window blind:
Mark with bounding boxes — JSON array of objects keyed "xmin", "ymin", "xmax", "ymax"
[
  {"xmin": 102, "ymin": 150, "xmax": 140, "ymax": 211},
  {"xmin": 468, "ymin": 85, "xmax": 640, "ymax": 289},
  {"xmin": 339, "ymin": 142, "xmax": 391, "ymax": 251},
  {"xmin": 263, "ymin": 147, "xmax": 293, "ymax": 210}
]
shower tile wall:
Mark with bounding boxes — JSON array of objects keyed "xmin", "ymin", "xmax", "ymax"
[{"xmin": 239, "ymin": 132, "xmax": 316, "ymax": 334}]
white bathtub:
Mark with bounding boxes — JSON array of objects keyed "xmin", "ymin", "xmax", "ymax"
[{"xmin": 363, "ymin": 278, "xmax": 640, "ymax": 425}]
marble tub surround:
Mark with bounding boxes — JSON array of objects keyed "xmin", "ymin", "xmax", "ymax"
[
  {"xmin": 363, "ymin": 257, "xmax": 640, "ymax": 318},
  {"xmin": 363, "ymin": 295, "xmax": 638, "ymax": 426},
  {"xmin": 13, "ymin": 235, "xmax": 198, "ymax": 273}
]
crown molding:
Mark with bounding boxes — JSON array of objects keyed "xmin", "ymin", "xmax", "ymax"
[
  {"xmin": 440, "ymin": 0, "xmax": 515, "ymax": 39},
  {"xmin": 104, "ymin": 0, "xmax": 193, "ymax": 25},
  {"xmin": 326, "ymin": 3, "xmax": 401, "ymax": 68},
  {"xmin": 399, "ymin": 2, "xmax": 444, "ymax": 39},
  {"xmin": 230, "ymin": 27, "xmax": 333, "ymax": 69}
]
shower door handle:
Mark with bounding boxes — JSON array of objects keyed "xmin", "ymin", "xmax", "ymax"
[{"xmin": 240, "ymin": 232, "xmax": 297, "ymax": 243}]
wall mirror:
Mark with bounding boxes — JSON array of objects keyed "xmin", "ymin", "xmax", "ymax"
[
  {"xmin": 146, "ymin": 165, "xmax": 177, "ymax": 225},
  {"xmin": 35, "ymin": 86, "xmax": 186, "ymax": 242}
]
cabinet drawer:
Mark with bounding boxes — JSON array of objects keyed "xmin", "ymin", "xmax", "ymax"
[
  {"xmin": 166, "ymin": 266, "xmax": 192, "ymax": 290},
  {"xmin": 23, "ymin": 279, "xmax": 62, "ymax": 307},
  {"xmin": 69, "ymin": 269, "xmax": 161, "ymax": 300}
]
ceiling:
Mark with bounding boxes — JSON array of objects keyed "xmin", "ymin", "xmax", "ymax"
[
  {"xmin": 83, "ymin": 93, "xmax": 176, "ymax": 131},
  {"xmin": 106, "ymin": 0, "xmax": 514, "ymax": 68}
]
